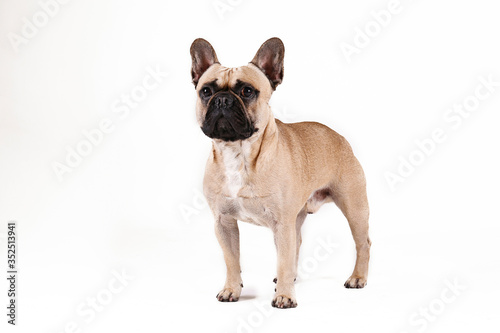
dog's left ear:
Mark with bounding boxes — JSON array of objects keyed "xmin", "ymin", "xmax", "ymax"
[
  {"xmin": 190, "ymin": 38, "xmax": 219, "ymax": 87},
  {"xmin": 250, "ymin": 37, "xmax": 285, "ymax": 90}
]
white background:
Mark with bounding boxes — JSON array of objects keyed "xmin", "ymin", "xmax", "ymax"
[{"xmin": 1, "ymin": 0, "xmax": 500, "ymax": 332}]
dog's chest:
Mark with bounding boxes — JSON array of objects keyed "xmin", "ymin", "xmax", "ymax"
[
  {"xmin": 219, "ymin": 196, "xmax": 273, "ymax": 227},
  {"xmin": 217, "ymin": 143, "xmax": 274, "ymax": 227}
]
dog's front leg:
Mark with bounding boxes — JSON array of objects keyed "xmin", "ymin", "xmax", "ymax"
[
  {"xmin": 215, "ymin": 215, "xmax": 243, "ymax": 302},
  {"xmin": 272, "ymin": 221, "xmax": 298, "ymax": 308}
]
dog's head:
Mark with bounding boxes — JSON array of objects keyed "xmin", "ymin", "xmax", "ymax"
[{"xmin": 190, "ymin": 38, "xmax": 284, "ymax": 142}]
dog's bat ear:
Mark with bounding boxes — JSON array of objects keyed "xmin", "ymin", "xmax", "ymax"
[
  {"xmin": 190, "ymin": 38, "xmax": 219, "ymax": 88},
  {"xmin": 250, "ymin": 37, "xmax": 285, "ymax": 90}
]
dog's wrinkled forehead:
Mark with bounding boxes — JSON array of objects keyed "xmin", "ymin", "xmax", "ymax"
[{"xmin": 199, "ymin": 63, "xmax": 270, "ymax": 93}]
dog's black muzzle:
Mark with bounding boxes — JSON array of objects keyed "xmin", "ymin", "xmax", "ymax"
[{"xmin": 201, "ymin": 92, "xmax": 257, "ymax": 141}]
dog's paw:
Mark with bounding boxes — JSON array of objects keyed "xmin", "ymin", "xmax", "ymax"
[
  {"xmin": 216, "ymin": 285, "xmax": 242, "ymax": 302},
  {"xmin": 344, "ymin": 275, "xmax": 367, "ymax": 289},
  {"xmin": 271, "ymin": 294, "xmax": 297, "ymax": 309}
]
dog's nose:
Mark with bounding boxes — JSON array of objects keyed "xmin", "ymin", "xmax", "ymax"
[{"xmin": 214, "ymin": 93, "xmax": 234, "ymax": 108}]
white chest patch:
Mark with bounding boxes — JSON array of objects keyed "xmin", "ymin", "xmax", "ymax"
[{"xmin": 220, "ymin": 142, "xmax": 251, "ymax": 198}]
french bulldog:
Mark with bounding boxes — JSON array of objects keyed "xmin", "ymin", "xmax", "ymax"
[{"xmin": 190, "ymin": 37, "xmax": 371, "ymax": 308}]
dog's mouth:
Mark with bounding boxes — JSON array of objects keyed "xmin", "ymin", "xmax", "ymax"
[{"xmin": 201, "ymin": 97, "xmax": 257, "ymax": 141}]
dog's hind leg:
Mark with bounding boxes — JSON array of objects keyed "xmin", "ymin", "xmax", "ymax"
[{"xmin": 332, "ymin": 158, "xmax": 371, "ymax": 289}]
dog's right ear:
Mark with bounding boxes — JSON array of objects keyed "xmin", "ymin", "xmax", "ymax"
[{"xmin": 190, "ymin": 38, "xmax": 219, "ymax": 88}]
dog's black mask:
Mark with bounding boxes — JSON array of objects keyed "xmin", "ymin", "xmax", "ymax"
[{"xmin": 201, "ymin": 91, "xmax": 257, "ymax": 141}]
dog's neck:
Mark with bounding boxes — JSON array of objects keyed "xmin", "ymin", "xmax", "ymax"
[
  {"xmin": 211, "ymin": 112, "xmax": 279, "ymax": 197},
  {"xmin": 212, "ymin": 112, "xmax": 278, "ymax": 162}
]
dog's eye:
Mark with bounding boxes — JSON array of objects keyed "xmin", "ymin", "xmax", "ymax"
[
  {"xmin": 241, "ymin": 87, "xmax": 253, "ymax": 98},
  {"xmin": 201, "ymin": 87, "xmax": 212, "ymax": 98}
]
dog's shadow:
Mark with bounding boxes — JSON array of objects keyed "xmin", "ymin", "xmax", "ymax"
[
  {"xmin": 238, "ymin": 294, "xmax": 257, "ymax": 301},
  {"xmin": 238, "ymin": 287, "xmax": 259, "ymax": 301}
]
